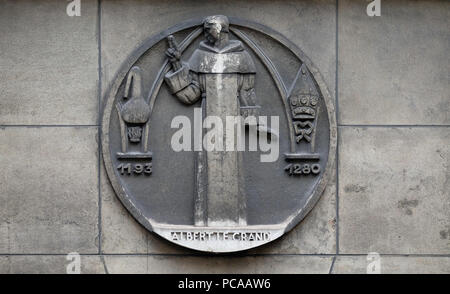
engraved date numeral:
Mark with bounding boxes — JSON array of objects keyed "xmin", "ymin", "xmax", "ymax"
[
  {"xmin": 117, "ymin": 163, "xmax": 152, "ymax": 175},
  {"xmin": 285, "ymin": 163, "xmax": 320, "ymax": 176}
]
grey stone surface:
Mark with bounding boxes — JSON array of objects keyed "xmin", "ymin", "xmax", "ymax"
[
  {"xmin": 0, "ymin": 0, "xmax": 98, "ymax": 125},
  {"xmin": 332, "ymin": 256, "xmax": 450, "ymax": 274},
  {"xmin": 0, "ymin": 127, "xmax": 99, "ymax": 253},
  {"xmin": 338, "ymin": 0, "xmax": 450, "ymax": 125},
  {"xmin": 101, "ymin": 162, "xmax": 336, "ymax": 254},
  {"xmin": 339, "ymin": 127, "xmax": 450, "ymax": 254},
  {"xmin": 250, "ymin": 170, "xmax": 336, "ymax": 254},
  {"xmin": 104, "ymin": 255, "xmax": 333, "ymax": 274},
  {"xmin": 99, "ymin": 5, "xmax": 335, "ymax": 253},
  {"xmin": 101, "ymin": 0, "xmax": 336, "ymax": 99},
  {"xmin": 204, "ymin": 74, "xmax": 242, "ymax": 226},
  {"xmin": 0, "ymin": 255, "xmax": 105, "ymax": 274},
  {"xmin": 100, "ymin": 164, "xmax": 188, "ymax": 254},
  {"xmin": 102, "ymin": 8, "xmax": 336, "ymax": 253},
  {"xmin": 0, "ymin": 0, "xmax": 448, "ymax": 273}
]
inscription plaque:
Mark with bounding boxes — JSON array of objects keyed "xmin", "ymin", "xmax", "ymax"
[{"xmin": 102, "ymin": 15, "xmax": 336, "ymax": 252}]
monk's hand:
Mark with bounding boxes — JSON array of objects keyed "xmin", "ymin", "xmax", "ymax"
[
  {"xmin": 166, "ymin": 35, "xmax": 182, "ymax": 71},
  {"xmin": 165, "ymin": 47, "xmax": 181, "ymax": 63}
]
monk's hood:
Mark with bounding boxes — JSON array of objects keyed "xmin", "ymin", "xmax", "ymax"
[{"xmin": 187, "ymin": 40, "xmax": 256, "ymax": 74}]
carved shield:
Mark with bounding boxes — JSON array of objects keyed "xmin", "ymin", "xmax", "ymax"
[{"xmin": 102, "ymin": 17, "xmax": 336, "ymax": 253}]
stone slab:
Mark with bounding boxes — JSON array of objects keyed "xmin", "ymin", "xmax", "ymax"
[
  {"xmin": 0, "ymin": 0, "xmax": 99, "ymax": 125},
  {"xmin": 104, "ymin": 255, "xmax": 333, "ymax": 274},
  {"xmin": 0, "ymin": 255, "xmax": 105, "ymax": 274},
  {"xmin": 101, "ymin": 0, "xmax": 336, "ymax": 100},
  {"xmin": 332, "ymin": 256, "xmax": 450, "ymax": 274},
  {"xmin": 100, "ymin": 164, "xmax": 188, "ymax": 254},
  {"xmin": 0, "ymin": 127, "xmax": 99, "ymax": 253},
  {"xmin": 339, "ymin": 127, "xmax": 450, "ymax": 254},
  {"xmin": 250, "ymin": 170, "xmax": 336, "ymax": 254},
  {"xmin": 338, "ymin": 0, "xmax": 450, "ymax": 125}
]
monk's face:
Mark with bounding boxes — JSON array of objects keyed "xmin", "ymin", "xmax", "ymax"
[{"xmin": 204, "ymin": 22, "xmax": 222, "ymax": 44}]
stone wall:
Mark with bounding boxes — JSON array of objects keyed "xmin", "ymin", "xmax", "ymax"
[{"xmin": 0, "ymin": 0, "xmax": 448, "ymax": 273}]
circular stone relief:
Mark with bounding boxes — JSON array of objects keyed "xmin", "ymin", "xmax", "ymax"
[{"xmin": 102, "ymin": 16, "xmax": 336, "ymax": 253}]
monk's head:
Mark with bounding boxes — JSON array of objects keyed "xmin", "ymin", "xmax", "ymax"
[{"xmin": 203, "ymin": 15, "xmax": 229, "ymax": 45}]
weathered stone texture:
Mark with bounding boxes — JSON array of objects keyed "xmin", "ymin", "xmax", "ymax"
[
  {"xmin": 0, "ymin": 0, "xmax": 98, "ymax": 125},
  {"xmin": 100, "ymin": 0, "xmax": 337, "ymax": 255},
  {"xmin": 101, "ymin": 0, "xmax": 336, "ymax": 99},
  {"xmin": 339, "ymin": 127, "xmax": 450, "ymax": 254},
  {"xmin": 339, "ymin": 0, "xmax": 450, "ymax": 125},
  {"xmin": 333, "ymin": 256, "xmax": 450, "ymax": 274},
  {"xmin": 101, "ymin": 164, "xmax": 187, "ymax": 254},
  {"xmin": 0, "ymin": 255, "xmax": 105, "ymax": 274},
  {"xmin": 0, "ymin": 0, "xmax": 448, "ymax": 274},
  {"xmin": 250, "ymin": 170, "xmax": 336, "ymax": 254},
  {"xmin": 0, "ymin": 127, "xmax": 99, "ymax": 253},
  {"xmin": 104, "ymin": 255, "xmax": 333, "ymax": 274}
]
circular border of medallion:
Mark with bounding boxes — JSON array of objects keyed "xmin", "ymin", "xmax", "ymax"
[{"xmin": 102, "ymin": 17, "xmax": 337, "ymax": 253}]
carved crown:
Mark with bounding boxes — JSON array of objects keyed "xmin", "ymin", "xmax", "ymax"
[{"xmin": 289, "ymin": 89, "xmax": 319, "ymax": 120}]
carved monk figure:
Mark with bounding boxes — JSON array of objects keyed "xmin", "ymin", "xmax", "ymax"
[{"xmin": 164, "ymin": 15, "xmax": 258, "ymax": 227}]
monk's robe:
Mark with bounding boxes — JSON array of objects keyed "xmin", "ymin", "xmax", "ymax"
[{"xmin": 165, "ymin": 39, "xmax": 257, "ymax": 226}]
